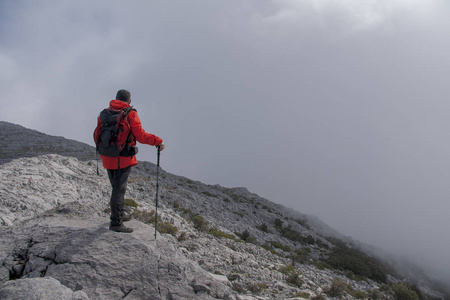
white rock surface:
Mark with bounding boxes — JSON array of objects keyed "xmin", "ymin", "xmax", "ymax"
[{"xmin": 0, "ymin": 277, "xmax": 89, "ymax": 300}]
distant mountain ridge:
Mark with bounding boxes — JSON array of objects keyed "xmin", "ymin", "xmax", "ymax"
[
  {"xmin": 0, "ymin": 120, "xmax": 448, "ymax": 300},
  {"xmin": 0, "ymin": 121, "xmax": 96, "ymax": 165}
]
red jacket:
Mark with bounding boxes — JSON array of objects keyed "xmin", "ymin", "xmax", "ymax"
[{"xmin": 97, "ymin": 100, "xmax": 163, "ymax": 169}]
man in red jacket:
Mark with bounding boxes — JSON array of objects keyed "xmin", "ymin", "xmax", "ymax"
[{"xmin": 98, "ymin": 89, "xmax": 164, "ymax": 233}]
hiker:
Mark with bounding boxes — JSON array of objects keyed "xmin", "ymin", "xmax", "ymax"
[{"xmin": 95, "ymin": 89, "xmax": 164, "ymax": 233}]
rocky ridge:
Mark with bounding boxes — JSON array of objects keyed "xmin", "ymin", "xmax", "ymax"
[
  {"xmin": 0, "ymin": 121, "xmax": 96, "ymax": 165},
  {"xmin": 0, "ymin": 121, "xmax": 448, "ymax": 300}
]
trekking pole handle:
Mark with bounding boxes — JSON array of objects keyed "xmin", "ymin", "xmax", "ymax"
[{"xmin": 156, "ymin": 146, "xmax": 161, "ymax": 166}]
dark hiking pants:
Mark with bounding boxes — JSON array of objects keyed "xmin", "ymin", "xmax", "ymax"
[{"xmin": 107, "ymin": 166, "xmax": 132, "ymax": 226}]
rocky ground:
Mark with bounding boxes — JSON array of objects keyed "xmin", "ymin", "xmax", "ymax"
[{"xmin": 0, "ymin": 154, "xmax": 445, "ymax": 300}]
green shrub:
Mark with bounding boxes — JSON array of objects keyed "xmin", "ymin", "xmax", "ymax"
[
  {"xmin": 262, "ymin": 205, "xmax": 271, "ymax": 212},
  {"xmin": 241, "ymin": 229, "xmax": 250, "ymax": 240},
  {"xmin": 124, "ymin": 198, "xmax": 138, "ymax": 208},
  {"xmin": 325, "ymin": 243, "xmax": 389, "ymax": 283},
  {"xmin": 409, "ymin": 285, "xmax": 424, "ymax": 299},
  {"xmin": 311, "ymin": 261, "xmax": 332, "ymax": 270},
  {"xmin": 156, "ymin": 221, "xmax": 178, "ymax": 236},
  {"xmin": 186, "ymin": 243, "xmax": 198, "ymax": 252},
  {"xmin": 173, "ymin": 201, "xmax": 180, "ymax": 209},
  {"xmin": 262, "ymin": 245, "xmax": 278, "ymax": 255},
  {"xmin": 273, "ymin": 221, "xmax": 314, "ymax": 246},
  {"xmin": 179, "ymin": 208, "xmax": 193, "ymax": 216},
  {"xmin": 209, "ymin": 228, "xmax": 237, "ymax": 240},
  {"xmin": 233, "ymin": 211, "xmax": 244, "ymax": 218},
  {"xmin": 131, "ymin": 209, "xmax": 178, "ymax": 236},
  {"xmin": 227, "ymin": 273, "xmax": 240, "ymax": 281},
  {"xmin": 316, "ymin": 239, "xmax": 330, "ymax": 249},
  {"xmin": 177, "ymin": 231, "xmax": 187, "ymax": 242},
  {"xmin": 351, "ymin": 290, "xmax": 367, "ymax": 299},
  {"xmin": 279, "ymin": 264, "xmax": 295, "ymax": 275},
  {"xmin": 132, "ymin": 209, "xmax": 156, "ymax": 224},
  {"xmin": 269, "ymin": 241, "xmax": 292, "ymax": 252},
  {"xmin": 202, "ymin": 191, "xmax": 219, "ymax": 198},
  {"xmin": 369, "ymin": 289, "xmax": 385, "ymax": 300},
  {"xmin": 291, "ymin": 292, "xmax": 310, "ymax": 298},
  {"xmin": 235, "ymin": 230, "xmax": 247, "ymax": 240},
  {"xmin": 286, "ymin": 271, "xmax": 303, "ymax": 287},
  {"xmin": 232, "ymin": 283, "xmax": 246, "ymax": 294},
  {"xmin": 235, "ymin": 230, "xmax": 257, "ymax": 243},
  {"xmin": 391, "ymin": 283, "xmax": 419, "ymax": 300},
  {"xmin": 247, "ymin": 282, "xmax": 267, "ymax": 294},
  {"xmin": 257, "ymin": 223, "xmax": 270, "ymax": 233},
  {"xmin": 246, "ymin": 236, "xmax": 258, "ymax": 244},
  {"xmin": 305, "ymin": 235, "xmax": 316, "ymax": 245},
  {"xmin": 190, "ymin": 214, "xmax": 209, "ymax": 232},
  {"xmin": 274, "ymin": 218, "xmax": 283, "ymax": 228},
  {"xmin": 290, "ymin": 248, "xmax": 311, "ymax": 264},
  {"xmin": 325, "ymin": 278, "xmax": 352, "ymax": 298},
  {"xmin": 324, "ymin": 278, "xmax": 367, "ymax": 299}
]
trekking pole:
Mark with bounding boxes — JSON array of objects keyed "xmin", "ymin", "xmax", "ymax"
[{"xmin": 154, "ymin": 145, "xmax": 161, "ymax": 239}]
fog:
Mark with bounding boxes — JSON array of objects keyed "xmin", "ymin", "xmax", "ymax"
[{"xmin": 1, "ymin": 0, "xmax": 450, "ymax": 284}]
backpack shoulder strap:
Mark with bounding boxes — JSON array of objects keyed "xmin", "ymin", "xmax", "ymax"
[{"xmin": 123, "ymin": 106, "xmax": 137, "ymax": 117}]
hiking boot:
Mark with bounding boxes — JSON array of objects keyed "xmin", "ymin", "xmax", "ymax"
[
  {"xmin": 109, "ymin": 224, "xmax": 133, "ymax": 233},
  {"xmin": 122, "ymin": 214, "xmax": 132, "ymax": 222}
]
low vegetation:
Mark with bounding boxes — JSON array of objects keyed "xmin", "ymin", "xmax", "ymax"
[
  {"xmin": 124, "ymin": 198, "xmax": 138, "ymax": 208},
  {"xmin": 389, "ymin": 283, "xmax": 421, "ymax": 300},
  {"xmin": 247, "ymin": 282, "xmax": 267, "ymax": 294},
  {"xmin": 291, "ymin": 291, "xmax": 310, "ymax": 298},
  {"xmin": 256, "ymin": 223, "xmax": 271, "ymax": 233},
  {"xmin": 268, "ymin": 240, "xmax": 292, "ymax": 252},
  {"xmin": 209, "ymin": 228, "xmax": 238, "ymax": 241},
  {"xmin": 290, "ymin": 247, "xmax": 311, "ymax": 264},
  {"xmin": 324, "ymin": 240, "xmax": 391, "ymax": 283},
  {"xmin": 324, "ymin": 278, "xmax": 367, "ymax": 299},
  {"xmin": 278, "ymin": 264, "xmax": 295, "ymax": 275},
  {"xmin": 190, "ymin": 214, "xmax": 209, "ymax": 232},
  {"xmin": 201, "ymin": 191, "xmax": 220, "ymax": 198},
  {"xmin": 273, "ymin": 218, "xmax": 317, "ymax": 246},
  {"xmin": 131, "ymin": 209, "xmax": 178, "ymax": 236},
  {"xmin": 235, "ymin": 230, "xmax": 257, "ymax": 243},
  {"xmin": 286, "ymin": 271, "xmax": 303, "ymax": 287}
]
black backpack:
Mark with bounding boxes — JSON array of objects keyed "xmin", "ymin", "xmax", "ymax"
[{"xmin": 93, "ymin": 107, "xmax": 138, "ymax": 158}]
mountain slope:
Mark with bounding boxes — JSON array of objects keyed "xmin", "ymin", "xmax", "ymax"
[
  {"xmin": 0, "ymin": 121, "xmax": 96, "ymax": 165},
  {"xmin": 0, "ymin": 121, "xmax": 448, "ymax": 300}
]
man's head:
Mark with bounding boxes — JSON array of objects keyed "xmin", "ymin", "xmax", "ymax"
[{"xmin": 116, "ymin": 89, "xmax": 131, "ymax": 103}]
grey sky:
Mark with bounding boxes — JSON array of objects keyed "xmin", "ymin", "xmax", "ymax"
[{"xmin": 1, "ymin": 0, "xmax": 450, "ymax": 281}]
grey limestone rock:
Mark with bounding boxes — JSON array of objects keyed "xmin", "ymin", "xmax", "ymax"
[
  {"xmin": 0, "ymin": 215, "xmax": 235, "ymax": 300},
  {"xmin": 0, "ymin": 277, "xmax": 89, "ymax": 300}
]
